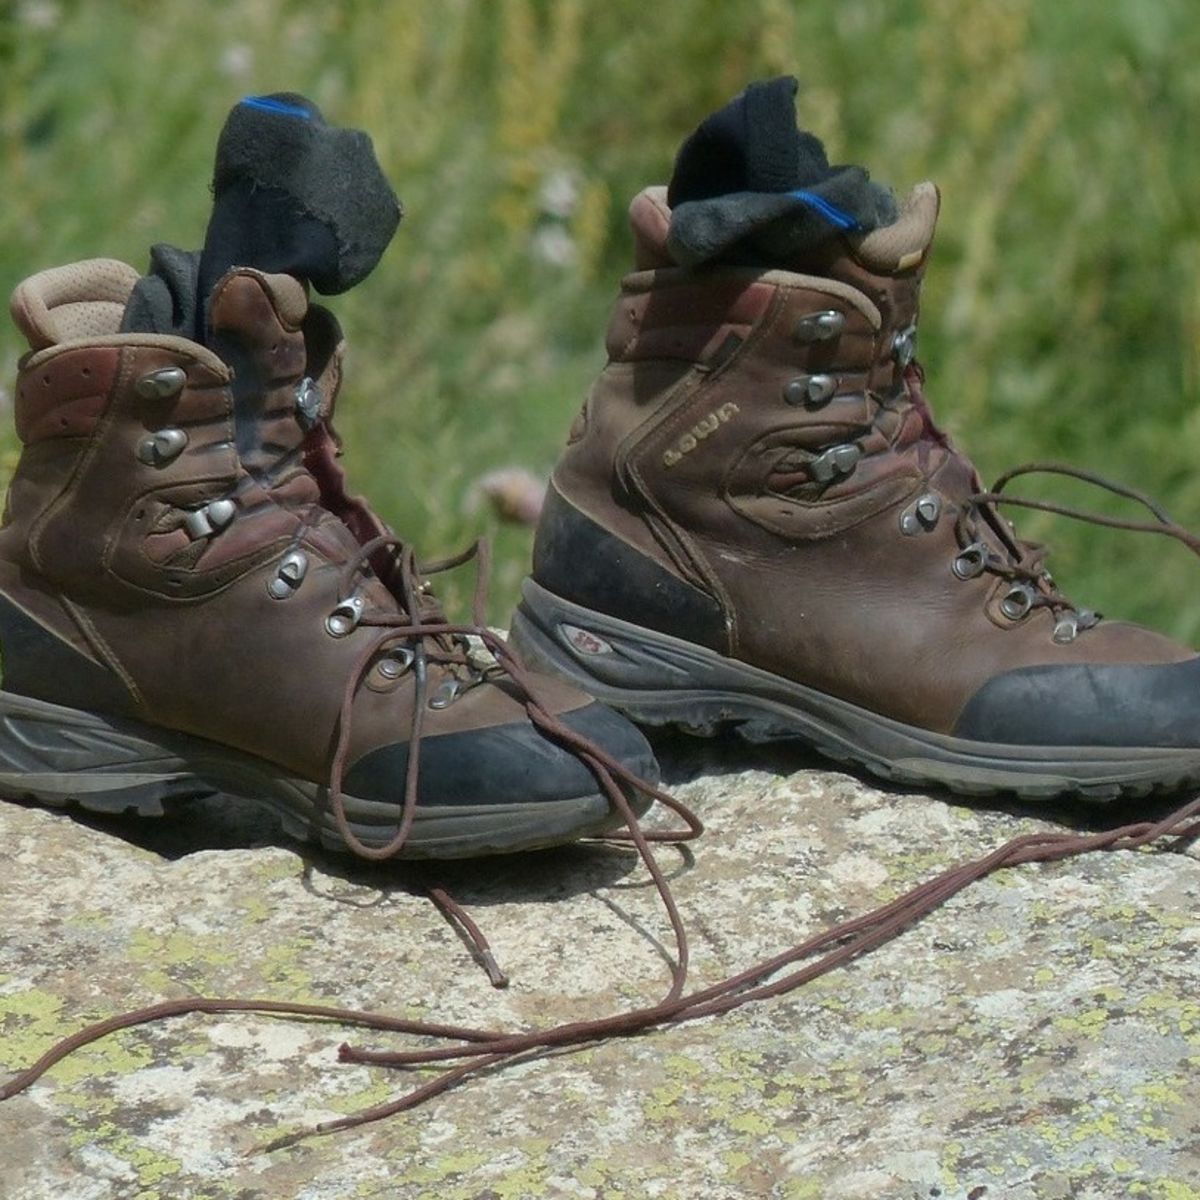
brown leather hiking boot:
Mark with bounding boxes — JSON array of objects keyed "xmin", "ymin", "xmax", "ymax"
[
  {"xmin": 509, "ymin": 177, "xmax": 1200, "ymax": 802},
  {"xmin": 0, "ymin": 257, "xmax": 657, "ymax": 857}
]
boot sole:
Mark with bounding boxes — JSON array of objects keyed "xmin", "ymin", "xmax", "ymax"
[
  {"xmin": 510, "ymin": 579, "xmax": 1200, "ymax": 803},
  {"xmin": 0, "ymin": 689, "xmax": 645, "ymax": 859}
]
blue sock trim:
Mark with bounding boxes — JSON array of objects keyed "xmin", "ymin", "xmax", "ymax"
[
  {"xmin": 790, "ymin": 190, "xmax": 861, "ymax": 232},
  {"xmin": 239, "ymin": 95, "xmax": 313, "ymax": 120}
]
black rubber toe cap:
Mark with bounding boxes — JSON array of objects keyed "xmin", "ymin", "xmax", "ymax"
[
  {"xmin": 344, "ymin": 701, "xmax": 659, "ymax": 806},
  {"xmin": 952, "ymin": 656, "xmax": 1200, "ymax": 748}
]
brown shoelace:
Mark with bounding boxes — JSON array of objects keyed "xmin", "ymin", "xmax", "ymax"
[
  {"xmin": 902, "ymin": 363, "xmax": 1200, "ymax": 613},
  {"xmin": 954, "ymin": 461, "xmax": 1200, "ymax": 622},
  {"xmin": 968, "ymin": 460, "xmax": 1200, "ymax": 558},
  {"xmin": 4, "ymin": 530, "xmax": 1200, "ymax": 1150}
]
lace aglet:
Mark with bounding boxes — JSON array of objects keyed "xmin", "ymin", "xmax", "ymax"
[
  {"xmin": 479, "ymin": 949, "xmax": 510, "ymax": 989},
  {"xmin": 426, "ymin": 882, "xmax": 511, "ymax": 987},
  {"xmin": 249, "ymin": 1127, "xmax": 308, "ymax": 1156}
]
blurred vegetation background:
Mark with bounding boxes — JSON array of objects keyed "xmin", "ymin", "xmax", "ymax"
[{"xmin": 2, "ymin": 0, "xmax": 1200, "ymax": 637}]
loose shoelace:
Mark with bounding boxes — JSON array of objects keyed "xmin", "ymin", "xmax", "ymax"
[
  {"xmin": 965, "ymin": 460, "xmax": 1200, "ymax": 567},
  {"xmin": 897, "ymin": 366, "xmax": 1200, "ymax": 614},
  {"xmin": 7, "ymin": 785, "xmax": 1200, "ymax": 1150},
  {"xmin": 5, "ymin": 485, "xmax": 1200, "ymax": 1150},
  {"xmin": 946, "ymin": 462, "xmax": 1200, "ymax": 633},
  {"xmin": 323, "ymin": 533, "xmax": 702, "ymax": 863}
]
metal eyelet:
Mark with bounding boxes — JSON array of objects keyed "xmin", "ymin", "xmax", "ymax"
[
  {"xmin": 428, "ymin": 676, "xmax": 462, "ymax": 710},
  {"xmin": 379, "ymin": 648, "xmax": 415, "ymax": 678},
  {"xmin": 999, "ymin": 583, "xmax": 1036, "ymax": 621},
  {"xmin": 808, "ymin": 443, "xmax": 861, "ymax": 484},
  {"xmin": 325, "ymin": 594, "xmax": 365, "ymax": 637},
  {"xmin": 134, "ymin": 366, "xmax": 187, "ymax": 400},
  {"xmin": 899, "ymin": 493, "xmax": 942, "ymax": 536},
  {"xmin": 794, "ymin": 310, "xmax": 845, "ymax": 344},
  {"xmin": 951, "ymin": 542, "xmax": 989, "ymax": 580},
  {"xmin": 182, "ymin": 498, "xmax": 236, "ymax": 540},
  {"xmin": 294, "ymin": 376, "xmax": 323, "ymax": 431},
  {"xmin": 427, "ymin": 664, "xmax": 485, "ymax": 710},
  {"xmin": 267, "ymin": 550, "xmax": 310, "ymax": 599},
  {"xmin": 892, "ymin": 323, "xmax": 918, "ymax": 367},
  {"xmin": 366, "ymin": 647, "xmax": 415, "ymax": 691},
  {"xmin": 135, "ymin": 427, "xmax": 188, "ymax": 466},
  {"xmin": 783, "ymin": 374, "xmax": 838, "ymax": 407},
  {"xmin": 1052, "ymin": 611, "xmax": 1079, "ymax": 644}
]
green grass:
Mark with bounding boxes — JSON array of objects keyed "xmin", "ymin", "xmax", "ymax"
[{"xmin": 3, "ymin": 0, "xmax": 1200, "ymax": 635}]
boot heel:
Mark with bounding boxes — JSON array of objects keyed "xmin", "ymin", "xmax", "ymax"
[{"xmin": 0, "ymin": 691, "xmax": 213, "ymax": 815}]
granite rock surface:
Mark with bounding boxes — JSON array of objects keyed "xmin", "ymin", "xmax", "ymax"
[{"xmin": 3, "ymin": 734, "xmax": 1200, "ymax": 1200}]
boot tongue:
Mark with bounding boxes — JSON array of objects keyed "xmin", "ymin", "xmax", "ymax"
[
  {"xmin": 207, "ymin": 268, "xmax": 315, "ymax": 479},
  {"xmin": 664, "ymin": 76, "xmax": 901, "ymax": 270},
  {"xmin": 120, "ymin": 92, "xmax": 401, "ymax": 342}
]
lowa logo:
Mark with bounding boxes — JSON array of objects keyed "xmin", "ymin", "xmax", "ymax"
[
  {"xmin": 662, "ymin": 402, "xmax": 740, "ymax": 467},
  {"xmin": 560, "ymin": 623, "xmax": 613, "ymax": 656}
]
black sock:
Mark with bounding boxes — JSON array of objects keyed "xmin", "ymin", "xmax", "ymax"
[
  {"xmin": 665, "ymin": 76, "xmax": 897, "ymax": 267},
  {"xmin": 122, "ymin": 93, "xmax": 401, "ymax": 341}
]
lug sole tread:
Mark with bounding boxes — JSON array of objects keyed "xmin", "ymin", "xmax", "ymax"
[
  {"xmin": 0, "ymin": 690, "xmax": 639, "ymax": 859},
  {"xmin": 511, "ymin": 580, "xmax": 1200, "ymax": 805}
]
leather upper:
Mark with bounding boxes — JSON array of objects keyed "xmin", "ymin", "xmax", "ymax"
[
  {"xmin": 539, "ymin": 187, "xmax": 1196, "ymax": 738},
  {"xmin": 0, "ymin": 260, "xmax": 608, "ymax": 791}
]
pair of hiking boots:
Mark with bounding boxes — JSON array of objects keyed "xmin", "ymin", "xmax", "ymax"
[{"xmin": 2, "ymin": 82, "xmax": 1198, "ymax": 864}]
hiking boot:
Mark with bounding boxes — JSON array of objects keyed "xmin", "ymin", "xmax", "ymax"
[
  {"xmin": 509, "ymin": 79, "xmax": 1200, "ymax": 802},
  {"xmin": 0, "ymin": 256, "xmax": 657, "ymax": 857},
  {"xmin": 0, "ymin": 98, "xmax": 658, "ymax": 859}
]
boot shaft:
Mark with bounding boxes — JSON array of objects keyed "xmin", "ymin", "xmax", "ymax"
[
  {"xmin": 0, "ymin": 259, "xmax": 402, "ymax": 760},
  {"xmin": 4, "ymin": 261, "xmax": 369, "ymax": 600},
  {"xmin": 5, "ymin": 260, "xmax": 245, "ymax": 599},
  {"xmin": 561, "ymin": 183, "xmax": 936, "ymax": 502},
  {"xmin": 544, "ymin": 184, "xmax": 945, "ymax": 625}
]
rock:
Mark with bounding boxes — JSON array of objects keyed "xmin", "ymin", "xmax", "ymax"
[{"xmin": 2, "ymin": 733, "xmax": 1199, "ymax": 1199}]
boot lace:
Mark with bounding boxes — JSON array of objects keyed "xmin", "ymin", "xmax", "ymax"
[
  {"xmin": 9, "ymin": 372, "xmax": 1200, "ymax": 1148},
  {"xmin": 324, "ymin": 533, "xmax": 701, "ymax": 862},
  {"xmin": 823, "ymin": 360, "xmax": 1200, "ymax": 637},
  {"xmin": 952, "ymin": 461, "xmax": 1200, "ymax": 635}
]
